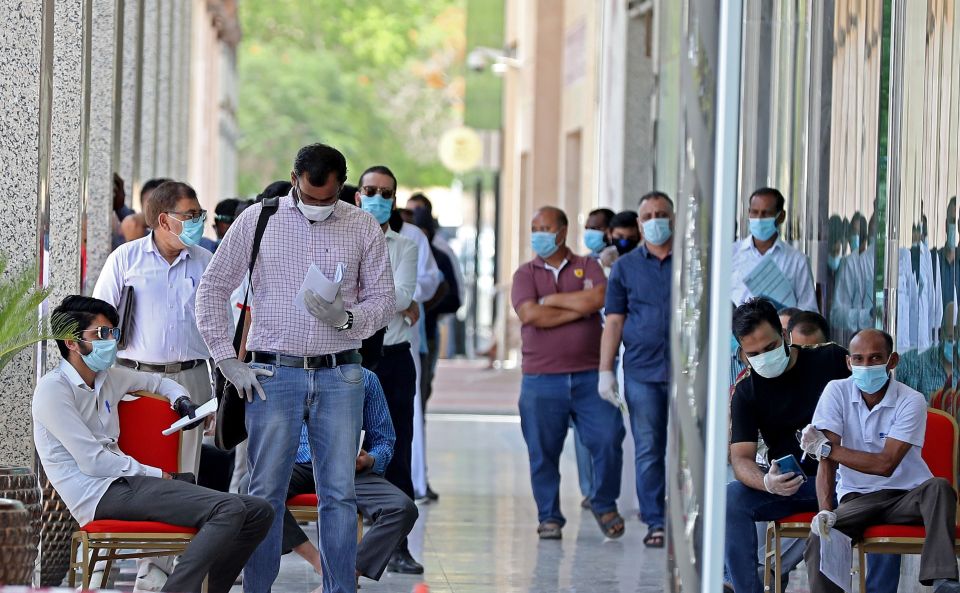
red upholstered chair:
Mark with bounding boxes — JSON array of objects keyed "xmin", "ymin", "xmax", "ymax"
[
  {"xmin": 286, "ymin": 493, "xmax": 364, "ymax": 544},
  {"xmin": 69, "ymin": 392, "xmax": 197, "ymax": 589},
  {"xmin": 853, "ymin": 408, "xmax": 960, "ymax": 591},
  {"xmin": 762, "ymin": 511, "xmax": 817, "ymax": 593}
]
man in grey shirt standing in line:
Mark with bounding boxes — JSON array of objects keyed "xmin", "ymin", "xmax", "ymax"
[{"xmin": 196, "ymin": 143, "xmax": 394, "ymax": 593}]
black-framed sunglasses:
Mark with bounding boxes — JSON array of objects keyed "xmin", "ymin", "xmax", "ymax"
[
  {"xmin": 166, "ymin": 210, "xmax": 208, "ymax": 225},
  {"xmin": 359, "ymin": 186, "xmax": 395, "ymax": 200},
  {"xmin": 80, "ymin": 326, "xmax": 121, "ymax": 341}
]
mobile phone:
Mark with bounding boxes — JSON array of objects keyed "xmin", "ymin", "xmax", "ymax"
[{"xmin": 774, "ymin": 454, "xmax": 807, "ymax": 482}]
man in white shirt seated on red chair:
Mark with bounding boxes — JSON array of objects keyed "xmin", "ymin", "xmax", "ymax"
[
  {"xmin": 32, "ymin": 295, "xmax": 273, "ymax": 593},
  {"xmin": 801, "ymin": 328, "xmax": 960, "ymax": 593}
]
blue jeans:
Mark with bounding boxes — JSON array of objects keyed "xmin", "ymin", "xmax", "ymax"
[
  {"xmin": 242, "ymin": 362, "xmax": 364, "ymax": 593},
  {"xmin": 519, "ymin": 370, "xmax": 625, "ymax": 526},
  {"xmin": 623, "ymin": 378, "xmax": 668, "ymax": 529},
  {"xmin": 725, "ymin": 478, "xmax": 820, "ymax": 593},
  {"xmin": 571, "ymin": 420, "xmax": 595, "ymax": 499}
]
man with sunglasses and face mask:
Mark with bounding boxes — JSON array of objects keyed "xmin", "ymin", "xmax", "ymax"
[
  {"xmin": 93, "ymin": 181, "xmax": 216, "ymax": 590},
  {"xmin": 32, "ymin": 295, "xmax": 274, "ymax": 593},
  {"xmin": 196, "ymin": 143, "xmax": 394, "ymax": 593}
]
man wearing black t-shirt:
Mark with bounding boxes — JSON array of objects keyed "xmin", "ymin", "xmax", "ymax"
[{"xmin": 726, "ymin": 299, "xmax": 848, "ymax": 593}]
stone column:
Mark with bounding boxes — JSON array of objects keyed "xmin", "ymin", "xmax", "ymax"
[
  {"xmin": 0, "ymin": 0, "xmax": 44, "ymax": 468},
  {"xmin": 84, "ymin": 0, "xmax": 119, "ymax": 293},
  {"xmin": 138, "ymin": 0, "xmax": 159, "ymax": 196},
  {"xmin": 118, "ymin": 0, "xmax": 142, "ymax": 201},
  {"xmin": 154, "ymin": 0, "xmax": 172, "ymax": 176},
  {"xmin": 176, "ymin": 0, "xmax": 192, "ymax": 179}
]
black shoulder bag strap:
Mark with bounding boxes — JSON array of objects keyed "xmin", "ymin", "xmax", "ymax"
[{"xmin": 230, "ymin": 196, "xmax": 279, "ymax": 360}]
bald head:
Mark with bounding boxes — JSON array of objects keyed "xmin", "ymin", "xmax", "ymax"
[
  {"xmin": 848, "ymin": 328, "xmax": 898, "ymax": 370},
  {"xmin": 533, "ymin": 206, "xmax": 568, "ymax": 229}
]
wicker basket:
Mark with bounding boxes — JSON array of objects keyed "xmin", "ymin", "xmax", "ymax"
[
  {"xmin": 0, "ymin": 497, "xmax": 34, "ymax": 584},
  {"xmin": 38, "ymin": 467, "xmax": 77, "ymax": 586}
]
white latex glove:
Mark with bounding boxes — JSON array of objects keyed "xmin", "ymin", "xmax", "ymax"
[
  {"xmin": 800, "ymin": 424, "xmax": 830, "ymax": 460},
  {"xmin": 762, "ymin": 461, "xmax": 804, "ymax": 497},
  {"xmin": 218, "ymin": 358, "xmax": 273, "ymax": 402},
  {"xmin": 303, "ymin": 289, "xmax": 349, "ymax": 328},
  {"xmin": 598, "ymin": 371, "xmax": 621, "ymax": 409},
  {"xmin": 811, "ymin": 510, "xmax": 837, "ymax": 539}
]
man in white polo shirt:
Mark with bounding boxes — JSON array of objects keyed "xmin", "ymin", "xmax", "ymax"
[{"xmin": 800, "ymin": 328, "xmax": 960, "ymax": 593}]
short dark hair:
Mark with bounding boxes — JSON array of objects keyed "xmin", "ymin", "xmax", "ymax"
[
  {"xmin": 588, "ymin": 208, "xmax": 615, "ymax": 227},
  {"xmin": 256, "ymin": 180, "xmax": 292, "ymax": 203},
  {"xmin": 750, "ymin": 187, "xmax": 786, "ymax": 213},
  {"xmin": 609, "ymin": 210, "xmax": 639, "ymax": 230},
  {"xmin": 787, "ymin": 311, "xmax": 830, "ymax": 342},
  {"xmin": 359, "ymin": 165, "xmax": 398, "ymax": 192},
  {"xmin": 51, "ymin": 296, "xmax": 119, "ymax": 359},
  {"xmin": 339, "ymin": 184, "xmax": 358, "ymax": 204},
  {"xmin": 141, "ymin": 177, "xmax": 172, "ymax": 195},
  {"xmin": 293, "ymin": 143, "xmax": 348, "ymax": 187},
  {"xmin": 639, "ymin": 191, "xmax": 673, "ymax": 209},
  {"xmin": 732, "ymin": 297, "xmax": 782, "ymax": 341},
  {"xmin": 850, "ymin": 328, "xmax": 894, "ymax": 356},
  {"xmin": 778, "ymin": 307, "xmax": 802, "ymax": 321},
  {"xmin": 408, "ymin": 193, "xmax": 433, "ymax": 213},
  {"xmin": 214, "ymin": 198, "xmax": 243, "ymax": 222},
  {"xmin": 536, "ymin": 206, "xmax": 568, "ymax": 228},
  {"xmin": 143, "ymin": 181, "xmax": 198, "ymax": 229}
]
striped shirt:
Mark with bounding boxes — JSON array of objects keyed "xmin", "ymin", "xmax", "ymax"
[
  {"xmin": 294, "ymin": 368, "xmax": 395, "ymax": 475},
  {"xmin": 195, "ymin": 196, "xmax": 395, "ymax": 362}
]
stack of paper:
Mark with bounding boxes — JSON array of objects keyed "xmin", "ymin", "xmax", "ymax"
[{"xmin": 295, "ymin": 263, "xmax": 345, "ymax": 312}]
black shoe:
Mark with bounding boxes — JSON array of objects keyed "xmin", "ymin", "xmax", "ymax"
[
  {"xmin": 425, "ymin": 485, "xmax": 439, "ymax": 501},
  {"xmin": 387, "ymin": 549, "xmax": 424, "ymax": 575}
]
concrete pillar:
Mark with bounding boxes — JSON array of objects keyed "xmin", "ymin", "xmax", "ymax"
[
  {"xmin": 46, "ymin": 0, "xmax": 87, "ymax": 363},
  {"xmin": 622, "ymin": 12, "xmax": 654, "ymax": 200},
  {"xmin": 176, "ymin": 0, "xmax": 192, "ymax": 179},
  {"xmin": 155, "ymin": 0, "xmax": 172, "ymax": 176},
  {"xmin": 118, "ymin": 0, "xmax": 142, "ymax": 202},
  {"xmin": 85, "ymin": 0, "xmax": 120, "ymax": 292},
  {"xmin": 0, "ymin": 0, "xmax": 44, "ymax": 467},
  {"xmin": 138, "ymin": 0, "xmax": 159, "ymax": 190}
]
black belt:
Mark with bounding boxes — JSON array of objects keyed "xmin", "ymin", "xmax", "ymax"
[
  {"xmin": 382, "ymin": 342, "xmax": 411, "ymax": 354},
  {"xmin": 117, "ymin": 359, "xmax": 206, "ymax": 373},
  {"xmin": 250, "ymin": 350, "xmax": 361, "ymax": 369}
]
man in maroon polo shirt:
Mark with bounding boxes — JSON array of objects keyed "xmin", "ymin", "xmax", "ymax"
[{"xmin": 511, "ymin": 206, "xmax": 627, "ymax": 540}]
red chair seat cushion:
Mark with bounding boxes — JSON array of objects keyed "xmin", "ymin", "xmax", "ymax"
[
  {"xmin": 81, "ymin": 520, "xmax": 197, "ymax": 535},
  {"xmin": 863, "ymin": 524, "xmax": 960, "ymax": 539},
  {"xmin": 287, "ymin": 494, "xmax": 318, "ymax": 507},
  {"xmin": 776, "ymin": 512, "xmax": 816, "ymax": 524}
]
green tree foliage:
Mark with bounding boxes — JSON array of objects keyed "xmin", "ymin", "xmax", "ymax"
[{"xmin": 238, "ymin": 0, "xmax": 465, "ymax": 195}]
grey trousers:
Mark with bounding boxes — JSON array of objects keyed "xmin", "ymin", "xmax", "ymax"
[
  {"xmin": 805, "ymin": 477, "xmax": 958, "ymax": 592},
  {"xmin": 95, "ymin": 475, "xmax": 274, "ymax": 593},
  {"xmin": 281, "ymin": 465, "xmax": 418, "ymax": 580}
]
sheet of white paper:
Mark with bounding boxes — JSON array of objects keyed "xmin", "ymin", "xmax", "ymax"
[
  {"xmin": 819, "ymin": 528, "xmax": 853, "ymax": 593},
  {"xmin": 162, "ymin": 397, "xmax": 218, "ymax": 436},
  {"xmin": 743, "ymin": 256, "xmax": 798, "ymax": 308},
  {"xmin": 358, "ymin": 430, "xmax": 366, "ymax": 456},
  {"xmin": 295, "ymin": 263, "xmax": 344, "ymax": 312}
]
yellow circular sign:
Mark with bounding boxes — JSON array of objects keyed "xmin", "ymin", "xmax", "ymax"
[{"xmin": 438, "ymin": 127, "xmax": 483, "ymax": 173}]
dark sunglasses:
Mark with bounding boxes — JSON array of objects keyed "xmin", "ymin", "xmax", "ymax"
[
  {"xmin": 359, "ymin": 186, "xmax": 395, "ymax": 200},
  {"xmin": 81, "ymin": 326, "xmax": 121, "ymax": 341}
]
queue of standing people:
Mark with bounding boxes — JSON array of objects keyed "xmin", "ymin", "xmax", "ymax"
[{"xmin": 32, "ymin": 143, "xmax": 460, "ymax": 593}]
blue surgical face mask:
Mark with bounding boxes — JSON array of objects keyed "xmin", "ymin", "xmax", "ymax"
[
  {"xmin": 827, "ymin": 254, "xmax": 841, "ymax": 272},
  {"xmin": 948, "ymin": 223, "xmax": 957, "ymax": 248},
  {"xmin": 944, "ymin": 340, "xmax": 955, "ymax": 361},
  {"xmin": 531, "ymin": 232, "xmax": 560, "ymax": 259},
  {"xmin": 850, "ymin": 358, "xmax": 891, "ymax": 394},
  {"xmin": 584, "ymin": 229, "xmax": 607, "ymax": 253},
  {"xmin": 849, "ymin": 235, "xmax": 861, "ymax": 252},
  {"xmin": 80, "ymin": 339, "xmax": 118, "ymax": 372},
  {"xmin": 746, "ymin": 340, "xmax": 791, "ymax": 379},
  {"xmin": 170, "ymin": 215, "xmax": 204, "ymax": 247},
  {"xmin": 642, "ymin": 218, "xmax": 672, "ymax": 246},
  {"xmin": 361, "ymin": 195, "xmax": 394, "ymax": 225},
  {"xmin": 749, "ymin": 217, "xmax": 779, "ymax": 242}
]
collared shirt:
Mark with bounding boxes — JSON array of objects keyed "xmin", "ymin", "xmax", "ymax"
[
  {"xmin": 897, "ymin": 346, "xmax": 950, "ymax": 400},
  {"xmin": 32, "ymin": 361, "xmax": 189, "ymax": 525},
  {"xmin": 730, "ymin": 236, "xmax": 818, "ymax": 312},
  {"xmin": 813, "ymin": 378, "xmax": 932, "ymax": 500},
  {"xmin": 294, "ymin": 368, "xmax": 395, "ymax": 475},
  {"xmin": 195, "ymin": 196, "xmax": 395, "ymax": 362},
  {"xmin": 399, "ymin": 221, "xmax": 442, "ymax": 303},
  {"xmin": 604, "ymin": 245, "xmax": 673, "ymax": 382},
  {"xmin": 93, "ymin": 234, "xmax": 213, "ymax": 363},
  {"xmin": 511, "ymin": 251, "xmax": 606, "ymax": 374},
  {"xmin": 383, "ymin": 229, "xmax": 419, "ymax": 346}
]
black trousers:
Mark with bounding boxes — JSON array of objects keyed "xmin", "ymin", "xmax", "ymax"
[
  {"xmin": 95, "ymin": 476, "xmax": 273, "ymax": 593},
  {"xmin": 375, "ymin": 343, "xmax": 417, "ymax": 500}
]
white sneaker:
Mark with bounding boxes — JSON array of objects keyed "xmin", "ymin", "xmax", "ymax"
[{"xmin": 133, "ymin": 565, "xmax": 169, "ymax": 592}]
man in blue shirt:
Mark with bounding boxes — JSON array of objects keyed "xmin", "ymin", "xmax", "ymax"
[
  {"xmin": 280, "ymin": 369, "xmax": 418, "ymax": 581},
  {"xmin": 599, "ymin": 191, "xmax": 674, "ymax": 548}
]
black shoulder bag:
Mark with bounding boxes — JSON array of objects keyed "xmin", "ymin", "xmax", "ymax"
[{"xmin": 214, "ymin": 197, "xmax": 279, "ymax": 451}]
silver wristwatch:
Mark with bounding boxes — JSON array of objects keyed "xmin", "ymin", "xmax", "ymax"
[{"xmin": 335, "ymin": 310, "xmax": 354, "ymax": 332}]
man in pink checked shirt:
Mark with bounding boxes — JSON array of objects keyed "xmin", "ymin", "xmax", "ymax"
[{"xmin": 195, "ymin": 143, "xmax": 394, "ymax": 593}]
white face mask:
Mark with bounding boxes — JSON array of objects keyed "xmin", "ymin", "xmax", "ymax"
[
  {"xmin": 298, "ymin": 201, "xmax": 335, "ymax": 222},
  {"xmin": 747, "ymin": 340, "xmax": 791, "ymax": 379}
]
